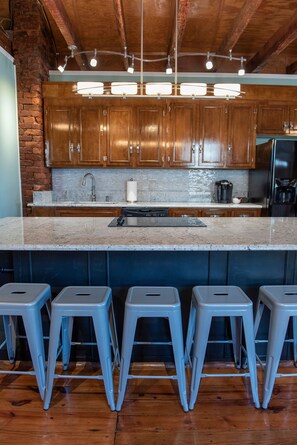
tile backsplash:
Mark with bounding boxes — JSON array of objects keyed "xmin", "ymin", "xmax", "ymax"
[{"xmin": 35, "ymin": 168, "xmax": 249, "ymax": 203}]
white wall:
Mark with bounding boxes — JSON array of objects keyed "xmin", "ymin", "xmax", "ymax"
[{"xmin": 0, "ymin": 47, "xmax": 22, "ymax": 217}]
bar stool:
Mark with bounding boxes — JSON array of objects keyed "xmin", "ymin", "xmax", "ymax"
[
  {"xmin": 116, "ymin": 286, "xmax": 188, "ymax": 412},
  {"xmin": 0, "ymin": 282, "xmax": 51, "ymax": 400},
  {"xmin": 254, "ymin": 285, "xmax": 297, "ymax": 408},
  {"xmin": 185, "ymin": 286, "xmax": 260, "ymax": 410},
  {"xmin": 43, "ymin": 286, "xmax": 119, "ymax": 411}
]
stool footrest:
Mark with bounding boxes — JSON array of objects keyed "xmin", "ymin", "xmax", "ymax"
[
  {"xmin": 201, "ymin": 372, "xmax": 251, "ymax": 378},
  {"xmin": 133, "ymin": 341, "xmax": 172, "ymax": 346},
  {"xmin": 275, "ymin": 372, "xmax": 297, "ymax": 378},
  {"xmin": 54, "ymin": 373, "xmax": 104, "ymax": 380},
  {"xmin": 0, "ymin": 339, "xmax": 7, "ymax": 350},
  {"xmin": 0, "ymin": 369, "xmax": 35, "ymax": 376},
  {"xmin": 128, "ymin": 374, "xmax": 178, "ymax": 380}
]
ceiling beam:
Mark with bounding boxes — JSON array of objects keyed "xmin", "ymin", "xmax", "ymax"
[
  {"xmin": 217, "ymin": 0, "xmax": 263, "ymax": 56},
  {"xmin": 286, "ymin": 60, "xmax": 297, "ymax": 74},
  {"xmin": 40, "ymin": 0, "xmax": 89, "ymax": 70},
  {"xmin": 169, "ymin": 0, "xmax": 190, "ymax": 57},
  {"xmin": 246, "ymin": 9, "xmax": 297, "ymax": 73},
  {"xmin": 113, "ymin": 0, "xmax": 129, "ymax": 70},
  {"xmin": 0, "ymin": 28, "xmax": 12, "ymax": 54}
]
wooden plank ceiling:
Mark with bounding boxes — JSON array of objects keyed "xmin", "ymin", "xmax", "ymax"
[{"xmin": 1, "ymin": 0, "xmax": 297, "ymax": 74}]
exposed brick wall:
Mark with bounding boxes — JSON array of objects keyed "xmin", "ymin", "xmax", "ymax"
[{"xmin": 12, "ymin": 0, "xmax": 55, "ymax": 215}]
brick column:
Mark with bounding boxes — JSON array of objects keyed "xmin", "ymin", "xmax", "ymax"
[{"xmin": 12, "ymin": 0, "xmax": 56, "ymax": 215}]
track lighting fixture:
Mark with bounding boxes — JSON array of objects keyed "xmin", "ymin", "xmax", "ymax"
[
  {"xmin": 238, "ymin": 57, "xmax": 245, "ymax": 76},
  {"xmin": 57, "ymin": 56, "xmax": 67, "ymax": 73},
  {"xmin": 166, "ymin": 55, "xmax": 173, "ymax": 75},
  {"xmin": 127, "ymin": 54, "xmax": 135, "ymax": 74},
  {"xmin": 206, "ymin": 52, "xmax": 213, "ymax": 70},
  {"xmin": 90, "ymin": 49, "xmax": 98, "ymax": 67}
]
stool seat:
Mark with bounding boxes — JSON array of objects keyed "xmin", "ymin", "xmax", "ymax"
[
  {"xmin": 255, "ymin": 285, "xmax": 297, "ymax": 408},
  {"xmin": 43, "ymin": 286, "xmax": 118, "ymax": 411},
  {"xmin": 116, "ymin": 286, "xmax": 188, "ymax": 412},
  {"xmin": 0, "ymin": 283, "xmax": 51, "ymax": 400},
  {"xmin": 185, "ymin": 286, "xmax": 260, "ymax": 410}
]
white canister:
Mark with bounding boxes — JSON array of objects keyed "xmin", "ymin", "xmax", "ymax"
[{"xmin": 126, "ymin": 178, "xmax": 137, "ymax": 202}]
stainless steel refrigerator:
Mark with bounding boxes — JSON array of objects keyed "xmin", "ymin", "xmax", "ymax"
[{"xmin": 249, "ymin": 139, "xmax": 297, "ymax": 216}]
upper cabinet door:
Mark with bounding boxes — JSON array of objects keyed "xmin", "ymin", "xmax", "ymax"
[
  {"xmin": 226, "ymin": 104, "xmax": 256, "ymax": 169},
  {"xmin": 135, "ymin": 106, "xmax": 165, "ymax": 167},
  {"xmin": 197, "ymin": 103, "xmax": 227, "ymax": 168},
  {"xmin": 77, "ymin": 107, "xmax": 105, "ymax": 166},
  {"xmin": 105, "ymin": 106, "xmax": 133, "ymax": 166},
  {"xmin": 257, "ymin": 104, "xmax": 289, "ymax": 134},
  {"xmin": 167, "ymin": 103, "xmax": 196, "ymax": 167},
  {"xmin": 45, "ymin": 106, "xmax": 75, "ymax": 167},
  {"xmin": 288, "ymin": 106, "xmax": 297, "ymax": 134}
]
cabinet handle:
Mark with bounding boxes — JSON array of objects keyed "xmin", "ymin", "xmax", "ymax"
[
  {"xmin": 162, "ymin": 156, "xmax": 165, "ymax": 163},
  {"xmin": 136, "ymin": 144, "xmax": 140, "ymax": 154},
  {"xmin": 283, "ymin": 121, "xmax": 288, "ymax": 131},
  {"xmin": 168, "ymin": 155, "xmax": 171, "ymax": 162},
  {"xmin": 228, "ymin": 144, "xmax": 232, "ymax": 152},
  {"xmin": 77, "ymin": 143, "xmax": 81, "ymax": 153},
  {"xmin": 192, "ymin": 143, "xmax": 196, "ymax": 153},
  {"xmin": 198, "ymin": 144, "xmax": 202, "ymax": 154},
  {"xmin": 129, "ymin": 145, "xmax": 133, "ymax": 154},
  {"xmin": 290, "ymin": 121, "xmax": 294, "ymax": 130},
  {"xmin": 69, "ymin": 143, "xmax": 74, "ymax": 152}
]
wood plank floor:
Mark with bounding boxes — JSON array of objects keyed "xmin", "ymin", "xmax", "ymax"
[{"xmin": 0, "ymin": 361, "xmax": 297, "ymax": 445}]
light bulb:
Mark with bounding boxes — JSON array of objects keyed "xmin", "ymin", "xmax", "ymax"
[
  {"xmin": 206, "ymin": 59, "xmax": 213, "ymax": 70},
  {"xmin": 90, "ymin": 49, "xmax": 97, "ymax": 67},
  {"xmin": 238, "ymin": 57, "xmax": 245, "ymax": 76}
]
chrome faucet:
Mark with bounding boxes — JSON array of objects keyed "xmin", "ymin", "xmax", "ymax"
[{"xmin": 81, "ymin": 173, "xmax": 96, "ymax": 202}]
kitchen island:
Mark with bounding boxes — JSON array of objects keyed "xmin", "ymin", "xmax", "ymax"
[{"xmin": 0, "ymin": 216, "xmax": 296, "ymax": 361}]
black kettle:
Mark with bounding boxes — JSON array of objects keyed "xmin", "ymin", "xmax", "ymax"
[{"xmin": 215, "ymin": 180, "xmax": 233, "ymax": 203}]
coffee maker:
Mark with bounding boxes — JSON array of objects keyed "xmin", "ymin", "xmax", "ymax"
[{"xmin": 215, "ymin": 180, "xmax": 233, "ymax": 203}]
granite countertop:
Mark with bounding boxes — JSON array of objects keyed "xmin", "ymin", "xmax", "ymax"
[
  {"xmin": 0, "ymin": 216, "xmax": 295, "ymax": 251},
  {"xmin": 28, "ymin": 201, "xmax": 262, "ymax": 209}
]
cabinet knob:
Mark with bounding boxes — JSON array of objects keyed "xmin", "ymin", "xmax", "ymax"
[
  {"xmin": 228, "ymin": 144, "xmax": 232, "ymax": 152},
  {"xmin": 192, "ymin": 143, "xmax": 196, "ymax": 153},
  {"xmin": 167, "ymin": 155, "xmax": 171, "ymax": 162},
  {"xmin": 136, "ymin": 144, "xmax": 140, "ymax": 154},
  {"xmin": 69, "ymin": 143, "xmax": 74, "ymax": 152},
  {"xmin": 77, "ymin": 143, "xmax": 81, "ymax": 153},
  {"xmin": 283, "ymin": 121, "xmax": 288, "ymax": 131},
  {"xmin": 198, "ymin": 144, "xmax": 202, "ymax": 154},
  {"xmin": 129, "ymin": 145, "xmax": 133, "ymax": 154},
  {"xmin": 290, "ymin": 121, "xmax": 294, "ymax": 130}
]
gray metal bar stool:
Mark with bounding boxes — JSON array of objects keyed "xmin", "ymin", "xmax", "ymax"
[
  {"xmin": 43, "ymin": 286, "xmax": 119, "ymax": 411},
  {"xmin": 185, "ymin": 286, "xmax": 260, "ymax": 410},
  {"xmin": 0, "ymin": 283, "xmax": 51, "ymax": 400},
  {"xmin": 254, "ymin": 285, "xmax": 297, "ymax": 408},
  {"xmin": 116, "ymin": 286, "xmax": 188, "ymax": 412}
]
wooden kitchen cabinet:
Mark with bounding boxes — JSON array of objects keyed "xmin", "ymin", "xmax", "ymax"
[
  {"xmin": 104, "ymin": 105, "xmax": 133, "ymax": 166},
  {"xmin": 167, "ymin": 102, "xmax": 196, "ymax": 167},
  {"xmin": 169, "ymin": 207, "xmax": 261, "ymax": 217},
  {"xmin": 45, "ymin": 106, "xmax": 105, "ymax": 167},
  {"xmin": 257, "ymin": 104, "xmax": 297, "ymax": 135},
  {"xmin": 226, "ymin": 103, "xmax": 257, "ymax": 168},
  {"xmin": 31, "ymin": 207, "xmax": 121, "ymax": 217},
  {"xmin": 197, "ymin": 102, "xmax": 227, "ymax": 168}
]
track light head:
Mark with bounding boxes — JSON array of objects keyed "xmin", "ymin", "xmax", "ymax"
[
  {"xmin": 127, "ymin": 54, "xmax": 135, "ymax": 74},
  {"xmin": 166, "ymin": 55, "xmax": 173, "ymax": 75},
  {"xmin": 90, "ymin": 49, "xmax": 98, "ymax": 67},
  {"xmin": 238, "ymin": 57, "xmax": 245, "ymax": 76},
  {"xmin": 206, "ymin": 52, "xmax": 213, "ymax": 70},
  {"xmin": 58, "ymin": 56, "xmax": 68, "ymax": 73}
]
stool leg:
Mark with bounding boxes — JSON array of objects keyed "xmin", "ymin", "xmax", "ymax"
[
  {"xmin": 230, "ymin": 316, "xmax": 242, "ymax": 369},
  {"xmin": 3, "ymin": 315, "xmax": 17, "ymax": 363},
  {"xmin": 189, "ymin": 310, "xmax": 212, "ymax": 410},
  {"xmin": 116, "ymin": 312, "xmax": 138, "ymax": 411},
  {"xmin": 22, "ymin": 309, "xmax": 47, "ymax": 400},
  {"xmin": 242, "ymin": 311, "xmax": 260, "ymax": 408},
  {"xmin": 292, "ymin": 316, "xmax": 297, "ymax": 367},
  {"xmin": 169, "ymin": 311, "xmax": 188, "ymax": 412},
  {"xmin": 43, "ymin": 313, "xmax": 63, "ymax": 410},
  {"xmin": 92, "ymin": 310, "xmax": 115, "ymax": 411},
  {"xmin": 61, "ymin": 316, "xmax": 73, "ymax": 370},
  {"xmin": 184, "ymin": 300, "xmax": 196, "ymax": 366},
  {"xmin": 262, "ymin": 309, "xmax": 289, "ymax": 409},
  {"xmin": 109, "ymin": 303, "xmax": 120, "ymax": 368}
]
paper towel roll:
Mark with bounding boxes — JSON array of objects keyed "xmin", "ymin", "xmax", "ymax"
[{"xmin": 127, "ymin": 179, "xmax": 137, "ymax": 202}]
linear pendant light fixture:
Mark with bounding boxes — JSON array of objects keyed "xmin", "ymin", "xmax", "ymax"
[{"xmin": 59, "ymin": 0, "xmax": 246, "ymax": 99}]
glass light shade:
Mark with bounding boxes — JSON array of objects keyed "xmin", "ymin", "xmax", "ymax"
[
  {"xmin": 180, "ymin": 83, "xmax": 207, "ymax": 96},
  {"xmin": 111, "ymin": 82, "xmax": 138, "ymax": 95},
  {"xmin": 238, "ymin": 67, "xmax": 245, "ymax": 76},
  {"xmin": 145, "ymin": 82, "xmax": 172, "ymax": 95},
  {"xmin": 90, "ymin": 57, "xmax": 98, "ymax": 67},
  {"xmin": 213, "ymin": 83, "xmax": 241, "ymax": 97},
  {"xmin": 76, "ymin": 82, "xmax": 104, "ymax": 95}
]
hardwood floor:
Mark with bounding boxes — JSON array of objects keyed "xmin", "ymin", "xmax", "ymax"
[{"xmin": 0, "ymin": 361, "xmax": 297, "ymax": 445}]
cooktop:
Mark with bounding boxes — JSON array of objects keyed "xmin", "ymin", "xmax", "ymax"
[{"xmin": 108, "ymin": 216, "xmax": 207, "ymax": 228}]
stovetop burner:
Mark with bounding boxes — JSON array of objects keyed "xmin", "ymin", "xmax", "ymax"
[{"xmin": 108, "ymin": 216, "xmax": 207, "ymax": 228}]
